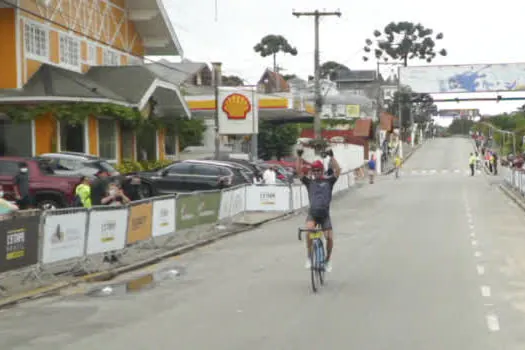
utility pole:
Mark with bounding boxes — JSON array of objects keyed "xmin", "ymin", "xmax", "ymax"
[
  {"xmin": 293, "ymin": 9, "xmax": 341, "ymax": 140},
  {"xmin": 212, "ymin": 62, "xmax": 222, "ymax": 159}
]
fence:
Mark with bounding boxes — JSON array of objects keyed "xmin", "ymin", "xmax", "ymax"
[
  {"xmin": 0, "ymin": 170, "xmax": 359, "ymax": 285},
  {"xmin": 502, "ymin": 166, "xmax": 525, "ymax": 195}
]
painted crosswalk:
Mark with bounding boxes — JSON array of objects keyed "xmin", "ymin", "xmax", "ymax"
[{"xmin": 393, "ymin": 169, "xmax": 482, "ymax": 176}]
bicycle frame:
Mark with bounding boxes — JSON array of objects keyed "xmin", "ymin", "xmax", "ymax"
[{"xmin": 298, "ymin": 227, "xmax": 326, "ymax": 292}]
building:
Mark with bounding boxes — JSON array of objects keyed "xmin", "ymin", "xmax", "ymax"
[{"xmin": 0, "ymin": 0, "xmax": 189, "ymax": 162}]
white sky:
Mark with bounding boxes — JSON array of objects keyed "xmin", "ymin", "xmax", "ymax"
[{"xmin": 161, "ymin": 0, "xmax": 525, "ymax": 114}]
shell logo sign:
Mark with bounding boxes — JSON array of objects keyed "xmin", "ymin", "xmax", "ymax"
[{"xmin": 221, "ymin": 93, "xmax": 252, "ymax": 120}]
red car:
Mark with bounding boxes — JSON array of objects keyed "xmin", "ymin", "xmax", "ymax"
[
  {"xmin": 266, "ymin": 158, "xmax": 311, "ymax": 176},
  {"xmin": 0, "ymin": 157, "xmax": 82, "ymax": 210}
]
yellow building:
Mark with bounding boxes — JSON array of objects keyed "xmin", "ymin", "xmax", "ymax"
[{"xmin": 0, "ymin": 0, "xmax": 189, "ymax": 162}]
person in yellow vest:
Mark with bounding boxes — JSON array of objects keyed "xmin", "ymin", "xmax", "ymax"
[
  {"xmin": 74, "ymin": 176, "xmax": 92, "ymax": 208},
  {"xmin": 469, "ymin": 153, "xmax": 477, "ymax": 176},
  {"xmin": 394, "ymin": 154, "xmax": 403, "ymax": 178}
]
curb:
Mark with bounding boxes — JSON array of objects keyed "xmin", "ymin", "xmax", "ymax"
[
  {"xmin": 498, "ymin": 183, "xmax": 525, "ymax": 211},
  {"xmin": 383, "ymin": 144, "xmax": 422, "ymax": 175},
  {"xmin": 0, "ymin": 211, "xmax": 294, "ymax": 309}
]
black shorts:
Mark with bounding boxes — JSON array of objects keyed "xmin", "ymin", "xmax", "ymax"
[{"xmin": 306, "ymin": 209, "xmax": 332, "ymax": 230}]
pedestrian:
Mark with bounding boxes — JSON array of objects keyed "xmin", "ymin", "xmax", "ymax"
[
  {"xmin": 14, "ymin": 163, "xmax": 33, "ymax": 210},
  {"xmin": 262, "ymin": 165, "xmax": 276, "ymax": 184},
  {"xmin": 394, "ymin": 154, "xmax": 402, "ymax": 178},
  {"xmin": 74, "ymin": 176, "xmax": 92, "ymax": 208},
  {"xmin": 368, "ymin": 156, "xmax": 376, "ymax": 184},
  {"xmin": 101, "ymin": 182, "xmax": 130, "ymax": 264},
  {"xmin": 469, "ymin": 153, "xmax": 476, "ymax": 176},
  {"xmin": 90, "ymin": 171, "xmax": 111, "ymax": 206},
  {"xmin": 493, "ymin": 152, "xmax": 498, "ymax": 175}
]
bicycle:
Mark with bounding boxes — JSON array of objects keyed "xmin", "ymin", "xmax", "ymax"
[{"xmin": 298, "ymin": 225, "xmax": 326, "ymax": 293}]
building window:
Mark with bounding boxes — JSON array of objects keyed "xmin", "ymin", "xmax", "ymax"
[
  {"xmin": 59, "ymin": 121, "xmax": 85, "ymax": 153},
  {"xmin": 59, "ymin": 34, "xmax": 80, "ymax": 68},
  {"xmin": 103, "ymin": 49, "xmax": 120, "ymax": 66},
  {"xmin": 98, "ymin": 119, "xmax": 117, "ymax": 161},
  {"xmin": 24, "ymin": 21, "xmax": 48, "ymax": 60},
  {"xmin": 87, "ymin": 43, "xmax": 97, "ymax": 65},
  {"xmin": 0, "ymin": 118, "xmax": 32, "ymax": 157},
  {"xmin": 121, "ymin": 126, "xmax": 134, "ymax": 160}
]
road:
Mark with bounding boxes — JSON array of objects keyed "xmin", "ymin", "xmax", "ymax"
[{"xmin": 2, "ymin": 137, "xmax": 525, "ymax": 350}]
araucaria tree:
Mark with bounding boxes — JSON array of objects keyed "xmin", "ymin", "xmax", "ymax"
[
  {"xmin": 254, "ymin": 35, "xmax": 298, "ymax": 72},
  {"xmin": 362, "ymin": 21, "xmax": 447, "ymax": 66}
]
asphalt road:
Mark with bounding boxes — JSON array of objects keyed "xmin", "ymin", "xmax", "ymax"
[{"xmin": 2, "ymin": 137, "xmax": 525, "ymax": 350}]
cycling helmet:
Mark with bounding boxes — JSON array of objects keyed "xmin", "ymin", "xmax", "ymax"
[{"xmin": 311, "ymin": 160, "xmax": 323, "ymax": 170}]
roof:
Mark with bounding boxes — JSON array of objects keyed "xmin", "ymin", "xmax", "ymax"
[
  {"xmin": 299, "ymin": 129, "xmax": 367, "ymax": 146},
  {"xmin": 353, "ymin": 119, "xmax": 374, "ymax": 138},
  {"xmin": 379, "ymin": 112, "xmax": 394, "ymax": 132},
  {"xmin": 336, "ymin": 70, "xmax": 378, "ymax": 82},
  {"xmin": 145, "ymin": 59, "xmax": 208, "ymax": 86},
  {"xmin": 0, "ymin": 64, "xmax": 190, "ymax": 117},
  {"xmin": 126, "ymin": 0, "xmax": 183, "ymax": 56},
  {"xmin": 258, "ymin": 69, "xmax": 290, "ymax": 92}
]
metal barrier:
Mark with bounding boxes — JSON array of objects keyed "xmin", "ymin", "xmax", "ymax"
[{"xmin": 0, "ymin": 169, "xmax": 360, "ymax": 286}]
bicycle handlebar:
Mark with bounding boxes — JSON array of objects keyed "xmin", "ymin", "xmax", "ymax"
[{"xmin": 297, "ymin": 228, "xmax": 322, "ymax": 241}]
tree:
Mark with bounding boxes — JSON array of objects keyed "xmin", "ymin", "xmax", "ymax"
[
  {"xmin": 320, "ymin": 61, "xmax": 350, "ymax": 80},
  {"xmin": 362, "ymin": 21, "xmax": 447, "ymax": 66},
  {"xmin": 257, "ymin": 122, "xmax": 299, "ymax": 160},
  {"xmin": 222, "ymin": 75, "xmax": 244, "ymax": 86},
  {"xmin": 254, "ymin": 35, "xmax": 298, "ymax": 72},
  {"xmin": 448, "ymin": 118, "xmax": 474, "ymax": 135},
  {"xmin": 386, "ymin": 87, "xmax": 437, "ymax": 130},
  {"xmin": 165, "ymin": 116, "xmax": 206, "ymax": 151}
]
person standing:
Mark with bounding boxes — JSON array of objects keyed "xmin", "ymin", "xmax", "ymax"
[
  {"xmin": 262, "ymin": 166, "xmax": 276, "ymax": 184},
  {"xmin": 469, "ymin": 153, "xmax": 476, "ymax": 176},
  {"xmin": 14, "ymin": 163, "xmax": 33, "ymax": 210},
  {"xmin": 75, "ymin": 176, "xmax": 92, "ymax": 208},
  {"xmin": 90, "ymin": 171, "xmax": 110, "ymax": 206},
  {"xmin": 394, "ymin": 154, "xmax": 403, "ymax": 178}
]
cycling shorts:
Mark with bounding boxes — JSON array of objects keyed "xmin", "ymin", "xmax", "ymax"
[{"xmin": 306, "ymin": 208, "xmax": 332, "ymax": 230}]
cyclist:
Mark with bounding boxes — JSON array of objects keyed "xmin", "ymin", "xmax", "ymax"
[{"xmin": 296, "ymin": 150, "xmax": 341, "ymax": 272}]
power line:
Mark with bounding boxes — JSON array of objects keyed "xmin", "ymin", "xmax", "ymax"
[{"xmin": 292, "ymin": 9, "xmax": 341, "ymax": 140}]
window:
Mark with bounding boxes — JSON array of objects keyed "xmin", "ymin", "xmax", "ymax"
[
  {"xmin": 0, "ymin": 119, "xmax": 32, "ymax": 157},
  {"xmin": 167, "ymin": 163, "xmax": 193, "ymax": 175},
  {"xmin": 193, "ymin": 164, "xmax": 221, "ymax": 176},
  {"xmin": 87, "ymin": 43, "xmax": 97, "ymax": 65},
  {"xmin": 121, "ymin": 127, "xmax": 134, "ymax": 160},
  {"xmin": 0, "ymin": 161, "xmax": 22, "ymax": 176},
  {"xmin": 59, "ymin": 34, "xmax": 80, "ymax": 68},
  {"xmin": 98, "ymin": 119, "xmax": 117, "ymax": 161},
  {"xmin": 103, "ymin": 49, "xmax": 120, "ymax": 66},
  {"xmin": 24, "ymin": 21, "xmax": 48, "ymax": 59}
]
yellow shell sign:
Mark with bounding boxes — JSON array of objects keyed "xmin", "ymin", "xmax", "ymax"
[{"xmin": 222, "ymin": 93, "xmax": 252, "ymax": 120}]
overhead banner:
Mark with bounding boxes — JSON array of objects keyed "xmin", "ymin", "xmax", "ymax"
[
  {"xmin": 218, "ymin": 87, "xmax": 259, "ymax": 135},
  {"xmin": 346, "ymin": 104, "xmax": 360, "ymax": 118},
  {"xmin": 42, "ymin": 211, "xmax": 87, "ymax": 264},
  {"xmin": 400, "ymin": 63, "xmax": 525, "ymax": 93}
]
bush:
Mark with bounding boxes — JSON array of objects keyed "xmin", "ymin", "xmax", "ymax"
[{"xmin": 115, "ymin": 159, "xmax": 174, "ymax": 174}]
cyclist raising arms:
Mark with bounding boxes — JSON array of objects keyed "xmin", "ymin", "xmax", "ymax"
[{"xmin": 296, "ymin": 149, "xmax": 341, "ymax": 272}]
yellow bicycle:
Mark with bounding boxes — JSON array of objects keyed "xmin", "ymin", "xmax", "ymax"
[{"xmin": 298, "ymin": 225, "xmax": 326, "ymax": 293}]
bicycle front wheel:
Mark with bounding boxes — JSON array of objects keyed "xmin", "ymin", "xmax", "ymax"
[
  {"xmin": 310, "ymin": 244, "xmax": 318, "ymax": 293},
  {"xmin": 316, "ymin": 240, "xmax": 325, "ymax": 286}
]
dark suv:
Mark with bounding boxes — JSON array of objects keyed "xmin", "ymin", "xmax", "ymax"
[
  {"xmin": 0, "ymin": 157, "xmax": 82, "ymax": 209},
  {"xmin": 137, "ymin": 159, "xmax": 252, "ymax": 194}
]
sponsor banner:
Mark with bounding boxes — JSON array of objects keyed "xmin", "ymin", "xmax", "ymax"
[
  {"xmin": 292, "ymin": 185, "xmax": 302, "ymax": 210},
  {"xmin": 230, "ymin": 186, "xmax": 246, "ymax": 217},
  {"xmin": 218, "ymin": 87, "xmax": 259, "ymax": 135},
  {"xmin": 400, "ymin": 63, "xmax": 525, "ymax": 93},
  {"xmin": 86, "ymin": 208, "xmax": 128, "ymax": 255},
  {"xmin": 0, "ymin": 215, "xmax": 39, "ymax": 273},
  {"xmin": 246, "ymin": 185, "xmax": 290, "ymax": 211},
  {"xmin": 152, "ymin": 198, "xmax": 176, "ymax": 237},
  {"xmin": 42, "ymin": 211, "xmax": 87, "ymax": 264},
  {"xmin": 218, "ymin": 189, "xmax": 233, "ymax": 220},
  {"xmin": 126, "ymin": 202, "xmax": 153, "ymax": 245},
  {"xmin": 176, "ymin": 191, "xmax": 221, "ymax": 230}
]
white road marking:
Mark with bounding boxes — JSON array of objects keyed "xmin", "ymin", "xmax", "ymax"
[
  {"xmin": 477, "ymin": 265, "xmax": 485, "ymax": 275},
  {"xmin": 430, "ymin": 169, "xmax": 437, "ymax": 174},
  {"xmin": 486, "ymin": 314, "xmax": 500, "ymax": 332},
  {"xmin": 470, "ymin": 232, "xmax": 476, "ymax": 238},
  {"xmin": 481, "ymin": 285, "xmax": 491, "ymax": 297},
  {"xmin": 421, "ymin": 170, "xmax": 427, "ymax": 174},
  {"xmin": 454, "ymin": 169, "xmax": 461, "ymax": 173},
  {"xmin": 475, "ymin": 251, "xmax": 482, "ymax": 257},
  {"xmin": 472, "ymin": 240, "xmax": 478, "ymax": 246},
  {"xmin": 442, "ymin": 169, "xmax": 449, "ymax": 173},
  {"xmin": 469, "ymin": 224, "xmax": 475, "ymax": 230}
]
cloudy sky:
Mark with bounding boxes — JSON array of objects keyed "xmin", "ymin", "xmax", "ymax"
[{"xmin": 163, "ymin": 0, "xmax": 525, "ymax": 114}]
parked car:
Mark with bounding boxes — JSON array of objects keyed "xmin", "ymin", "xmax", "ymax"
[
  {"xmin": 0, "ymin": 157, "xmax": 82, "ymax": 209},
  {"xmin": 37, "ymin": 152, "xmax": 120, "ymax": 177},
  {"xmin": 266, "ymin": 158, "xmax": 311, "ymax": 176},
  {"xmin": 136, "ymin": 159, "xmax": 252, "ymax": 194},
  {"xmin": 257, "ymin": 162, "xmax": 294, "ymax": 183},
  {"xmin": 204, "ymin": 156, "xmax": 263, "ymax": 180}
]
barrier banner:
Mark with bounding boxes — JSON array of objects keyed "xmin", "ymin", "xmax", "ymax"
[
  {"xmin": 126, "ymin": 202, "xmax": 153, "ymax": 245},
  {"xmin": 230, "ymin": 186, "xmax": 246, "ymax": 217},
  {"xmin": 152, "ymin": 198, "xmax": 176, "ymax": 237},
  {"xmin": 292, "ymin": 185, "xmax": 302, "ymax": 210},
  {"xmin": 0, "ymin": 215, "xmax": 39, "ymax": 273},
  {"xmin": 86, "ymin": 207, "xmax": 128, "ymax": 255},
  {"xmin": 246, "ymin": 185, "xmax": 290, "ymax": 211},
  {"xmin": 218, "ymin": 189, "xmax": 233, "ymax": 220},
  {"xmin": 41, "ymin": 211, "xmax": 87, "ymax": 264},
  {"xmin": 176, "ymin": 191, "xmax": 221, "ymax": 230}
]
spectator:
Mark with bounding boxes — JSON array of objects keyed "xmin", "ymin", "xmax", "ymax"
[
  {"xmin": 262, "ymin": 165, "xmax": 277, "ymax": 184},
  {"xmin": 121, "ymin": 176, "xmax": 143, "ymax": 202},
  {"xmin": 75, "ymin": 176, "xmax": 92, "ymax": 208},
  {"xmin": 493, "ymin": 153, "xmax": 498, "ymax": 175},
  {"xmin": 14, "ymin": 163, "xmax": 33, "ymax": 210},
  {"xmin": 101, "ymin": 182, "xmax": 130, "ymax": 264},
  {"xmin": 90, "ymin": 171, "xmax": 111, "ymax": 206},
  {"xmin": 0, "ymin": 185, "xmax": 18, "ymax": 221}
]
